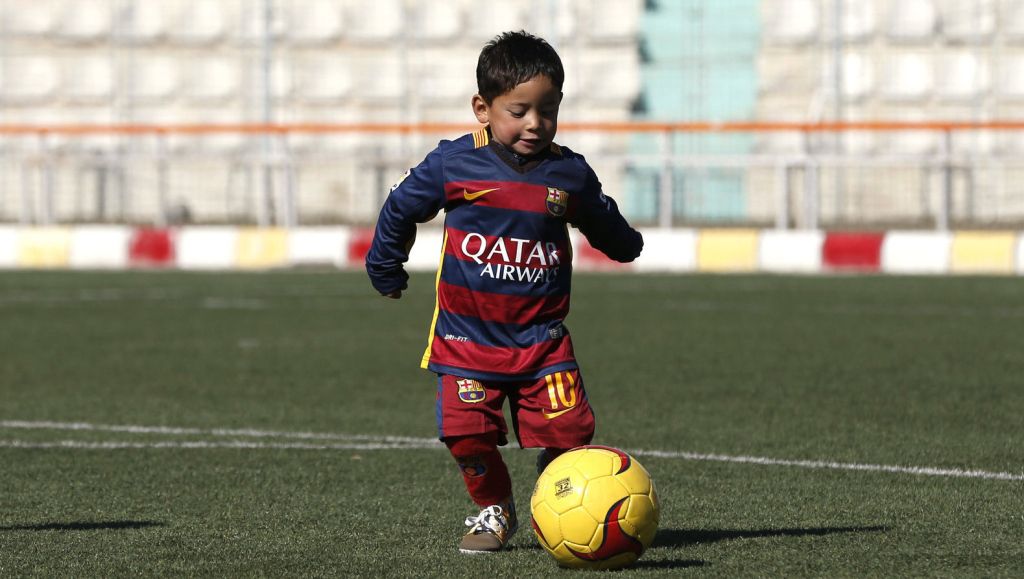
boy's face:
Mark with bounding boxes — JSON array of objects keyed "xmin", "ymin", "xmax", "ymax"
[{"xmin": 472, "ymin": 75, "xmax": 562, "ymax": 157}]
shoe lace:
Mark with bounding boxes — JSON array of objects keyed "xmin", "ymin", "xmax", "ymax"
[{"xmin": 464, "ymin": 505, "xmax": 508, "ymax": 535}]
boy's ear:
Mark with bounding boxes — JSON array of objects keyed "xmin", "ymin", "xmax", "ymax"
[{"xmin": 471, "ymin": 94, "xmax": 489, "ymax": 125}]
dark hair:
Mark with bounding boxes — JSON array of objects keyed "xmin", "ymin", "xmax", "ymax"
[{"xmin": 476, "ymin": 31, "xmax": 564, "ymax": 103}]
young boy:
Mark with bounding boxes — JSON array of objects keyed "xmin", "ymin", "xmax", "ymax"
[{"xmin": 365, "ymin": 31, "xmax": 643, "ymax": 553}]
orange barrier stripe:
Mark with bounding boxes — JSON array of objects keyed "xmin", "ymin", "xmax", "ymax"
[{"xmin": 3, "ymin": 120, "xmax": 1024, "ymax": 135}]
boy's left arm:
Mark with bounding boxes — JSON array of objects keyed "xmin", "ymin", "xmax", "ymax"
[{"xmin": 571, "ymin": 167, "xmax": 643, "ymax": 262}]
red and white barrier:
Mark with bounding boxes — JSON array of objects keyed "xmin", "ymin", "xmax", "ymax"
[{"xmin": 0, "ymin": 225, "xmax": 1021, "ymax": 276}]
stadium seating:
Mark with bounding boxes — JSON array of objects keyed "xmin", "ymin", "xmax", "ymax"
[
  {"xmin": 5, "ymin": 0, "xmax": 1024, "ymax": 228},
  {"xmin": 345, "ymin": 0, "xmax": 403, "ymax": 42},
  {"xmin": 763, "ymin": 0, "xmax": 819, "ymax": 45},
  {"xmin": 842, "ymin": 0, "xmax": 877, "ymax": 42},
  {"xmin": 886, "ymin": 0, "xmax": 939, "ymax": 42},
  {"xmin": 121, "ymin": 1, "xmax": 168, "ymax": 44},
  {"xmin": 996, "ymin": 54, "xmax": 1024, "ymax": 99},
  {"xmin": 182, "ymin": 57, "xmax": 241, "ymax": 104},
  {"xmin": 294, "ymin": 56, "xmax": 353, "ymax": 104},
  {"xmin": 285, "ymin": 0, "xmax": 345, "ymax": 45},
  {"xmin": 938, "ymin": 0, "xmax": 995, "ymax": 43},
  {"xmin": 127, "ymin": 56, "xmax": 180, "ymax": 103},
  {"xmin": 62, "ymin": 56, "xmax": 115, "ymax": 104},
  {"xmin": 2, "ymin": 0, "xmax": 56, "ymax": 36},
  {"xmin": 416, "ymin": 2, "xmax": 463, "ymax": 43},
  {"xmin": 841, "ymin": 52, "xmax": 875, "ymax": 103},
  {"xmin": 170, "ymin": 0, "xmax": 229, "ymax": 44},
  {"xmin": 56, "ymin": 0, "xmax": 111, "ymax": 43},
  {"xmin": 1, "ymin": 57, "xmax": 60, "ymax": 104},
  {"xmin": 879, "ymin": 53, "xmax": 934, "ymax": 102}
]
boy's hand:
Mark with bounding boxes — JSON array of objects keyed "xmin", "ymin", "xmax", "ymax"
[{"xmin": 383, "ymin": 290, "xmax": 402, "ymax": 299}]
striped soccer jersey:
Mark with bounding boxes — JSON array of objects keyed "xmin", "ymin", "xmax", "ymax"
[{"xmin": 366, "ymin": 127, "xmax": 643, "ymax": 381}]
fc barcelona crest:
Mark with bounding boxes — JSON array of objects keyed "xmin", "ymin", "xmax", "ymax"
[
  {"xmin": 546, "ymin": 187, "xmax": 568, "ymax": 217},
  {"xmin": 457, "ymin": 379, "xmax": 486, "ymax": 404}
]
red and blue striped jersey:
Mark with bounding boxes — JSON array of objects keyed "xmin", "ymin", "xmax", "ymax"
[{"xmin": 366, "ymin": 127, "xmax": 643, "ymax": 381}]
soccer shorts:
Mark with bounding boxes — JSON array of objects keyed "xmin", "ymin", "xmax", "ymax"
[{"xmin": 435, "ymin": 369, "xmax": 596, "ymax": 449}]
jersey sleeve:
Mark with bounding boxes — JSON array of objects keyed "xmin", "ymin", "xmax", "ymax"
[
  {"xmin": 570, "ymin": 165, "xmax": 644, "ymax": 263},
  {"xmin": 365, "ymin": 147, "xmax": 447, "ymax": 295}
]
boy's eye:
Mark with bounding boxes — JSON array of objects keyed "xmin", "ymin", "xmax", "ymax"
[{"xmin": 509, "ymin": 110, "xmax": 525, "ymax": 118}]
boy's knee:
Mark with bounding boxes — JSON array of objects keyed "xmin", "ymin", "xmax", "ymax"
[{"xmin": 444, "ymin": 432, "xmax": 501, "ymax": 458}]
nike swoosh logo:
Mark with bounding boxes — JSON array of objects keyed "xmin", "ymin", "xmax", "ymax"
[
  {"xmin": 542, "ymin": 407, "xmax": 575, "ymax": 420},
  {"xmin": 463, "ymin": 187, "xmax": 500, "ymax": 201}
]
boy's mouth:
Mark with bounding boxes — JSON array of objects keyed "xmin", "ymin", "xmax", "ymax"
[{"xmin": 517, "ymin": 138, "xmax": 544, "ymax": 150}]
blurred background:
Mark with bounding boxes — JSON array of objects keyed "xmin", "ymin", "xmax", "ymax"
[{"xmin": 0, "ymin": 0, "xmax": 1020, "ymax": 229}]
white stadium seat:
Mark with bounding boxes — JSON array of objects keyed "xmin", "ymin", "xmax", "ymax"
[
  {"xmin": 286, "ymin": 0, "xmax": 344, "ymax": 45},
  {"xmin": 171, "ymin": 0, "xmax": 230, "ymax": 44},
  {"xmin": 589, "ymin": 0, "xmax": 642, "ymax": 42},
  {"xmin": 56, "ymin": 0, "xmax": 111, "ymax": 42},
  {"xmin": 1004, "ymin": 0, "xmax": 1024, "ymax": 42},
  {"xmin": 938, "ymin": 0, "xmax": 995, "ymax": 43},
  {"xmin": 467, "ymin": 0, "xmax": 527, "ymax": 41},
  {"xmin": 416, "ymin": 2, "xmax": 463, "ymax": 43},
  {"xmin": 122, "ymin": 1, "xmax": 170, "ymax": 44},
  {"xmin": 346, "ymin": 0, "xmax": 403, "ymax": 42},
  {"xmin": 128, "ymin": 56, "xmax": 180, "ymax": 102},
  {"xmin": 0, "ymin": 57, "xmax": 60, "ymax": 104},
  {"xmin": 842, "ymin": 52, "xmax": 875, "ymax": 103},
  {"xmin": 62, "ymin": 55, "xmax": 114, "ymax": 103},
  {"xmin": 879, "ymin": 53, "xmax": 934, "ymax": 102},
  {"xmin": 182, "ymin": 57, "xmax": 241, "ymax": 103},
  {"xmin": 996, "ymin": 54, "xmax": 1024, "ymax": 99},
  {"xmin": 763, "ymin": 0, "xmax": 820, "ymax": 45},
  {"xmin": 2, "ymin": 0, "xmax": 56, "ymax": 36},
  {"xmin": 581, "ymin": 51, "xmax": 641, "ymax": 106},
  {"xmin": 352, "ymin": 55, "xmax": 403, "ymax": 102},
  {"xmin": 842, "ymin": 0, "xmax": 877, "ymax": 42},
  {"xmin": 934, "ymin": 52, "xmax": 990, "ymax": 102},
  {"xmin": 886, "ymin": 0, "xmax": 938, "ymax": 42},
  {"xmin": 295, "ymin": 56, "xmax": 354, "ymax": 103},
  {"xmin": 415, "ymin": 49, "xmax": 476, "ymax": 104}
]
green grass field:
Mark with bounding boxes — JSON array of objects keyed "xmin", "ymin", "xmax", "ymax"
[{"xmin": 1, "ymin": 270, "xmax": 1022, "ymax": 577}]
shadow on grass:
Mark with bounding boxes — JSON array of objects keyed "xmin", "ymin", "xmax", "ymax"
[
  {"xmin": 654, "ymin": 525, "xmax": 889, "ymax": 547},
  {"xmin": 0, "ymin": 520, "xmax": 166, "ymax": 532}
]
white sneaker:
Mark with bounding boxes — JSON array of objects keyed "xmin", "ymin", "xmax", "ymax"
[{"xmin": 458, "ymin": 504, "xmax": 518, "ymax": 553}]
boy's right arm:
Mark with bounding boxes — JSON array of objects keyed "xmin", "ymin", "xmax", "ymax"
[{"xmin": 365, "ymin": 149, "xmax": 446, "ymax": 297}]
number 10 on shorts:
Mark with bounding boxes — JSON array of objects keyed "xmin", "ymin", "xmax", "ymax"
[{"xmin": 543, "ymin": 372, "xmax": 577, "ymax": 420}]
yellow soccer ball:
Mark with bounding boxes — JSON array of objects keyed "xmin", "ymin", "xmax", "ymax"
[{"xmin": 530, "ymin": 445, "xmax": 659, "ymax": 570}]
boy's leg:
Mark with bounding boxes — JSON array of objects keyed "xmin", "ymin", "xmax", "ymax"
[
  {"xmin": 435, "ymin": 375, "xmax": 518, "ymax": 552},
  {"xmin": 511, "ymin": 369, "xmax": 595, "ymax": 471},
  {"xmin": 444, "ymin": 432, "xmax": 512, "ymax": 508}
]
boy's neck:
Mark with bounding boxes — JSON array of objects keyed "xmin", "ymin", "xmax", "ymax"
[{"xmin": 488, "ymin": 134, "xmax": 548, "ymax": 174}]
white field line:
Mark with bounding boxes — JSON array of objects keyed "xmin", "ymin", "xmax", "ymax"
[
  {"xmin": 630, "ymin": 449, "xmax": 1024, "ymax": 482},
  {"xmin": 1, "ymin": 420, "xmax": 1021, "ymax": 482},
  {"xmin": 0, "ymin": 420, "xmax": 441, "ymax": 446},
  {"xmin": 0, "ymin": 439, "xmax": 438, "ymax": 451}
]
